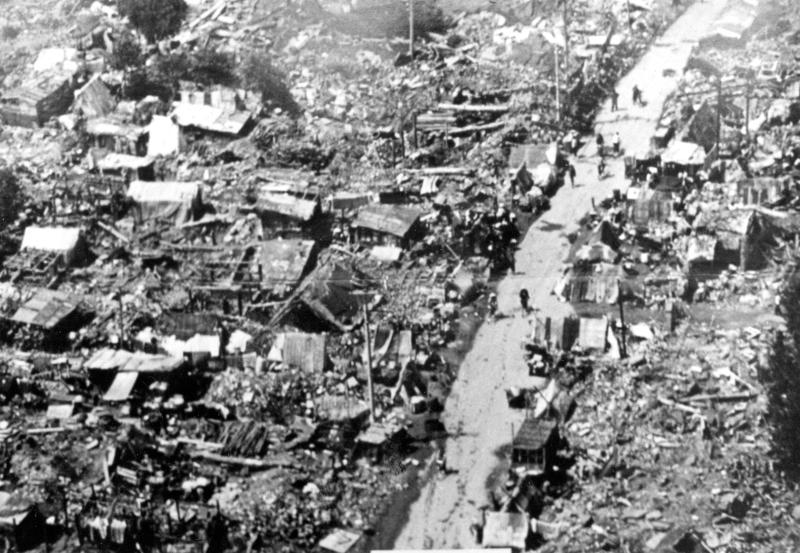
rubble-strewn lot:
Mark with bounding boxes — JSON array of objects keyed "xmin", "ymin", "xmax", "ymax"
[{"xmin": 2, "ymin": 0, "xmax": 800, "ymax": 552}]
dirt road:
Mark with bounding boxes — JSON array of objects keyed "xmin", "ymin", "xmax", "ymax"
[{"xmin": 392, "ymin": 0, "xmax": 728, "ymax": 548}]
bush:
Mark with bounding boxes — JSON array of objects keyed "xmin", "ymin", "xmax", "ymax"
[
  {"xmin": 0, "ymin": 169, "xmax": 22, "ymax": 231},
  {"xmin": 766, "ymin": 269, "xmax": 800, "ymax": 473},
  {"xmin": 239, "ymin": 50, "xmax": 300, "ymax": 115},
  {"xmin": 188, "ymin": 48, "xmax": 236, "ymax": 87},
  {"xmin": 117, "ymin": 0, "xmax": 188, "ymax": 43},
  {"xmin": 111, "ymin": 31, "xmax": 143, "ymax": 70}
]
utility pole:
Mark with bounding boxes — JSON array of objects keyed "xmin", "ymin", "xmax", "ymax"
[
  {"xmin": 408, "ymin": 0, "xmax": 415, "ymax": 60},
  {"xmin": 554, "ymin": 45, "xmax": 561, "ymax": 123},
  {"xmin": 362, "ymin": 303, "xmax": 375, "ymax": 422},
  {"xmin": 562, "ymin": 0, "xmax": 570, "ymax": 76},
  {"xmin": 626, "ymin": 0, "xmax": 632, "ymax": 31},
  {"xmin": 715, "ymin": 75, "xmax": 722, "ymax": 157},
  {"xmin": 617, "ymin": 280, "xmax": 627, "ymax": 359}
]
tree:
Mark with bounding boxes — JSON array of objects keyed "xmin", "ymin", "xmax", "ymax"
[
  {"xmin": 0, "ymin": 170, "xmax": 22, "ymax": 238},
  {"xmin": 767, "ymin": 268, "xmax": 800, "ymax": 475},
  {"xmin": 239, "ymin": 50, "xmax": 300, "ymax": 115},
  {"xmin": 110, "ymin": 31, "xmax": 144, "ymax": 70},
  {"xmin": 117, "ymin": 0, "xmax": 188, "ymax": 43}
]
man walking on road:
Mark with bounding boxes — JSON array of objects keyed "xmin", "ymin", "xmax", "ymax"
[
  {"xmin": 568, "ymin": 163, "xmax": 576, "ymax": 188},
  {"xmin": 611, "ymin": 89, "xmax": 619, "ymax": 112}
]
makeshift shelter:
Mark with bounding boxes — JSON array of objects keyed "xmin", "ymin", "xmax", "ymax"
[
  {"xmin": 171, "ymin": 102, "xmax": 251, "ymax": 136},
  {"xmin": 555, "ymin": 263, "xmax": 623, "ymax": 304},
  {"xmin": 481, "ymin": 511, "xmax": 530, "ymax": 550},
  {"xmin": 85, "ymin": 116, "xmax": 148, "ymax": 156},
  {"xmin": 10, "ymin": 288, "xmax": 81, "ymax": 330},
  {"xmin": 255, "ymin": 238, "xmax": 317, "ymax": 296},
  {"xmin": 252, "ymin": 194, "xmax": 322, "ymax": 236},
  {"xmin": 736, "ymin": 176, "xmax": 789, "ymax": 205},
  {"xmin": 127, "ymin": 180, "xmax": 203, "ymax": 225},
  {"xmin": 351, "ymin": 204, "xmax": 425, "ymax": 248},
  {"xmin": 0, "ymin": 71, "xmax": 76, "ymax": 127},
  {"xmin": 147, "ymin": 115, "xmax": 184, "ymax": 156},
  {"xmin": 629, "ymin": 188, "xmax": 673, "ymax": 228},
  {"xmin": 511, "ymin": 418, "xmax": 559, "ymax": 475},
  {"xmin": 661, "ymin": 141, "xmax": 708, "ymax": 188},
  {"xmin": 0, "ymin": 493, "xmax": 46, "ymax": 551},
  {"xmin": 267, "ymin": 332, "xmax": 329, "ymax": 372},
  {"xmin": 73, "ymin": 74, "xmax": 115, "ymax": 119},
  {"xmin": 20, "ymin": 226, "xmax": 88, "ymax": 267},
  {"xmin": 95, "ymin": 153, "xmax": 155, "ymax": 181}
]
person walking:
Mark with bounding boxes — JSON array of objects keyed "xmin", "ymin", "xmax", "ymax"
[
  {"xmin": 611, "ymin": 89, "xmax": 619, "ymax": 112},
  {"xmin": 632, "ymin": 84, "xmax": 642, "ymax": 106},
  {"xmin": 597, "ymin": 157, "xmax": 606, "ymax": 178},
  {"xmin": 596, "ymin": 132, "xmax": 605, "ymax": 157},
  {"xmin": 612, "ymin": 131, "xmax": 621, "ymax": 155},
  {"xmin": 568, "ymin": 162, "xmax": 576, "ymax": 188},
  {"xmin": 519, "ymin": 288, "xmax": 530, "ymax": 314}
]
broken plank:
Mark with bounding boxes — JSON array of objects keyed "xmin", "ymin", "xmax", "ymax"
[
  {"xmin": 449, "ymin": 120, "xmax": 506, "ymax": 136},
  {"xmin": 96, "ymin": 221, "xmax": 130, "ymax": 244},
  {"xmin": 437, "ymin": 102, "xmax": 509, "ymax": 113},
  {"xmin": 685, "ymin": 392, "xmax": 757, "ymax": 404}
]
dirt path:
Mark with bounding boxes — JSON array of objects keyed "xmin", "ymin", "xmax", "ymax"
[{"xmin": 392, "ymin": 0, "xmax": 728, "ymax": 548}]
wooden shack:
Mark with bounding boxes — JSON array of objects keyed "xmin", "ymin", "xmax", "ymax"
[{"xmin": 511, "ymin": 418, "xmax": 559, "ymax": 475}]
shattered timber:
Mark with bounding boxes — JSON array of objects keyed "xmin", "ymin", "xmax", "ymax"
[{"xmin": 0, "ymin": 0, "xmax": 798, "ymax": 551}]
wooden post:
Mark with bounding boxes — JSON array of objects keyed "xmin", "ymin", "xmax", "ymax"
[
  {"xmin": 408, "ymin": 0, "xmax": 414, "ymax": 59},
  {"xmin": 362, "ymin": 303, "xmax": 375, "ymax": 422},
  {"xmin": 554, "ymin": 46, "xmax": 561, "ymax": 123},
  {"xmin": 237, "ymin": 291, "xmax": 243, "ymax": 316},
  {"xmin": 617, "ymin": 280, "xmax": 627, "ymax": 359},
  {"xmin": 412, "ymin": 112, "xmax": 418, "ymax": 149},
  {"xmin": 715, "ymin": 76, "xmax": 722, "ymax": 157}
]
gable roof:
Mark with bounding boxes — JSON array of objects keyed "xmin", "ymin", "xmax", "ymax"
[
  {"xmin": 73, "ymin": 75, "xmax": 115, "ymax": 119},
  {"xmin": 352, "ymin": 204, "xmax": 423, "ymax": 238}
]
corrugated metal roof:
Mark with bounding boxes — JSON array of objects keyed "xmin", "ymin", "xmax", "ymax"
[
  {"xmin": 128, "ymin": 180, "xmax": 201, "ymax": 203},
  {"xmin": 352, "ymin": 204, "xmax": 423, "ymax": 238},
  {"xmin": 256, "ymin": 194, "xmax": 319, "ymax": 221},
  {"xmin": 281, "ymin": 332, "xmax": 327, "ymax": 372},
  {"xmin": 85, "ymin": 348, "xmax": 182, "ymax": 373},
  {"xmin": 103, "ymin": 371, "xmax": 138, "ymax": 402},
  {"xmin": 11, "ymin": 289, "xmax": 79, "ymax": 329},
  {"xmin": 171, "ymin": 102, "xmax": 250, "ymax": 135},
  {"xmin": 21, "ymin": 226, "xmax": 81, "ymax": 253},
  {"xmin": 513, "ymin": 418, "xmax": 557, "ymax": 449}
]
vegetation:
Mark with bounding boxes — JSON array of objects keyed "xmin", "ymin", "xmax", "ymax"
[
  {"xmin": 117, "ymin": 0, "xmax": 188, "ymax": 43},
  {"xmin": 766, "ymin": 266, "xmax": 800, "ymax": 474},
  {"xmin": 110, "ymin": 31, "xmax": 144, "ymax": 70},
  {"xmin": 0, "ymin": 170, "xmax": 22, "ymax": 231},
  {"xmin": 239, "ymin": 50, "xmax": 300, "ymax": 115}
]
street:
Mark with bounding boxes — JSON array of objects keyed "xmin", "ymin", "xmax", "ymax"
[{"xmin": 392, "ymin": 0, "xmax": 729, "ymax": 547}]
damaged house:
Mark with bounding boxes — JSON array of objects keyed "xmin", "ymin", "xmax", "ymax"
[
  {"xmin": 255, "ymin": 238, "xmax": 318, "ymax": 298},
  {"xmin": 272, "ymin": 259, "xmax": 376, "ymax": 332},
  {"xmin": 250, "ymin": 194, "xmax": 324, "ymax": 239},
  {"xmin": 127, "ymin": 180, "xmax": 203, "ymax": 226},
  {"xmin": 85, "ymin": 117, "xmax": 149, "ymax": 156},
  {"xmin": 350, "ymin": 204, "xmax": 425, "ymax": 249},
  {"xmin": 4, "ymin": 226, "xmax": 90, "ymax": 283},
  {"xmin": 0, "ymin": 70, "xmax": 78, "ymax": 127}
]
